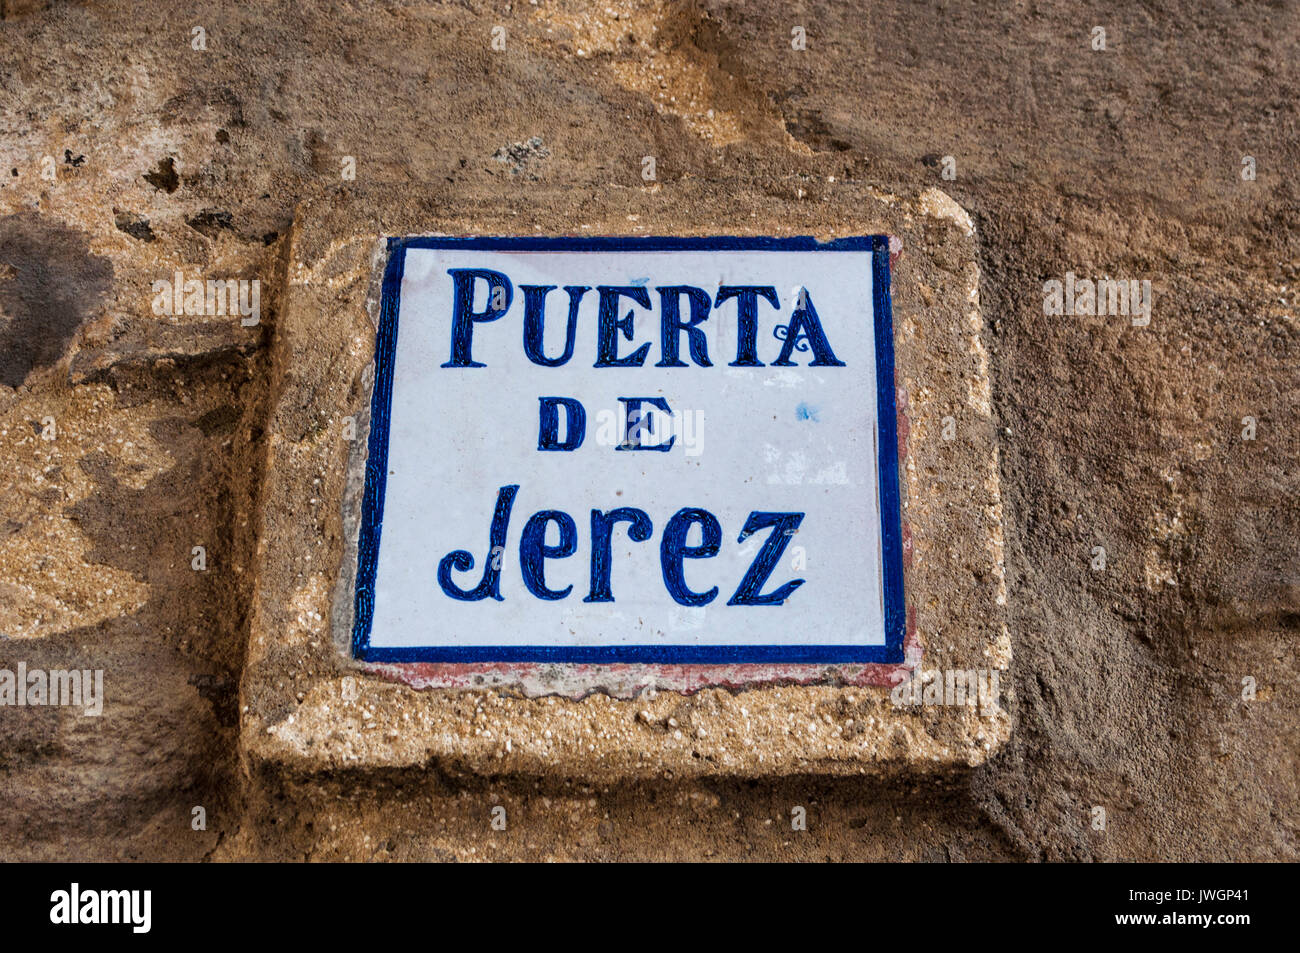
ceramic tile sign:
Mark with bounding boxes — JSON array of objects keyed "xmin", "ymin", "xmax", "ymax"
[{"xmin": 350, "ymin": 236, "xmax": 904, "ymax": 667}]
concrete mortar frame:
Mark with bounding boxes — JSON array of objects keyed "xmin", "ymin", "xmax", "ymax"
[{"xmin": 240, "ymin": 183, "xmax": 1011, "ymax": 780}]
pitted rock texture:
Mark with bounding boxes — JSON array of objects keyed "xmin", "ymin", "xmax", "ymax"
[{"xmin": 0, "ymin": 0, "xmax": 1295, "ymax": 861}]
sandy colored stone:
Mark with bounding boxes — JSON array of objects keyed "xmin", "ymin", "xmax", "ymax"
[{"xmin": 0, "ymin": 0, "xmax": 1294, "ymax": 861}]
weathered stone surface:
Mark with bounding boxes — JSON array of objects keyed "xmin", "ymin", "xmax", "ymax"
[{"xmin": 0, "ymin": 0, "xmax": 1295, "ymax": 861}]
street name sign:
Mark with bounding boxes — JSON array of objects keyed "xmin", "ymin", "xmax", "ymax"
[
  {"xmin": 350, "ymin": 236, "xmax": 905, "ymax": 665},
  {"xmin": 242, "ymin": 188, "xmax": 1010, "ymax": 779}
]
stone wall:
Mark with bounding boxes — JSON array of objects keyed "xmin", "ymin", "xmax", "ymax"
[{"xmin": 0, "ymin": 0, "xmax": 1295, "ymax": 861}]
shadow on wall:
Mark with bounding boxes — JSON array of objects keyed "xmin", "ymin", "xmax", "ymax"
[{"xmin": 0, "ymin": 212, "xmax": 113, "ymax": 388}]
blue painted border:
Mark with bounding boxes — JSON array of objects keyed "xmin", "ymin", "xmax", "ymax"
[{"xmin": 351, "ymin": 235, "xmax": 905, "ymax": 665}]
